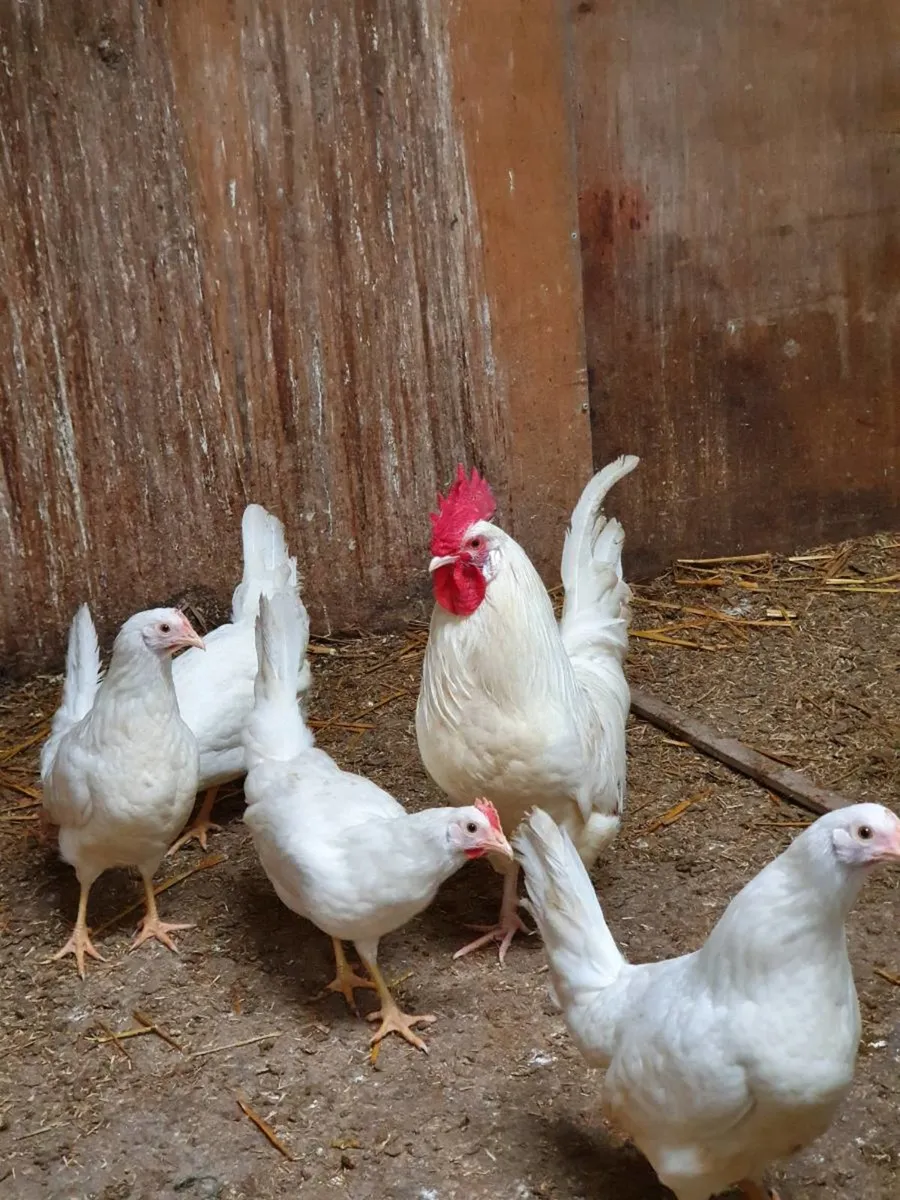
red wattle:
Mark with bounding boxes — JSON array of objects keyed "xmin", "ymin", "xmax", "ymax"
[{"xmin": 433, "ymin": 561, "xmax": 486, "ymax": 616}]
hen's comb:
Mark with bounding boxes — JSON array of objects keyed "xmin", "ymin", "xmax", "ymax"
[
  {"xmin": 474, "ymin": 798, "xmax": 503, "ymax": 834},
  {"xmin": 430, "ymin": 465, "xmax": 496, "ymax": 555}
]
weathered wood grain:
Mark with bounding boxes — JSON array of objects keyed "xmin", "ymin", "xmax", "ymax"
[
  {"xmin": 573, "ymin": 0, "xmax": 900, "ymax": 576},
  {"xmin": 0, "ymin": 0, "xmax": 589, "ymax": 672}
]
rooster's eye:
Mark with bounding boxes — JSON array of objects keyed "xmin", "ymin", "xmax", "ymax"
[
  {"xmin": 857, "ymin": 825, "xmax": 873, "ymax": 840},
  {"xmin": 466, "ymin": 821, "xmax": 478, "ymax": 834},
  {"xmin": 469, "ymin": 537, "xmax": 483, "ymax": 549},
  {"xmin": 160, "ymin": 623, "xmax": 171, "ymax": 634}
]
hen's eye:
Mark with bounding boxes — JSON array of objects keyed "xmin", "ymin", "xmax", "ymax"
[
  {"xmin": 466, "ymin": 821, "xmax": 478, "ymax": 834},
  {"xmin": 857, "ymin": 825, "xmax": 873, "ymax": 840},
  {"xmin": 469, "ymin": 537, "xmax": 483, "ymax": 549},
  {"xmin": 160, "ymin": 623, "xmax": 171, "ymax": 634}
]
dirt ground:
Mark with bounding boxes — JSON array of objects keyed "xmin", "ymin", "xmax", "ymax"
[{"xmin": 1, "ymin": 535, "xmax": 898, "ymax": 1200}]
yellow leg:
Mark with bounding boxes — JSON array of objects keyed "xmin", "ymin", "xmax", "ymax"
[
  {"xmin": 51, "ymin": 881, "xmax": 105, "ymax": 978},
  {"xmin": 359, "ymin": 955, "xmax": 436, "ymax": 1053},
  {"xmin": 167, "ymin": 786, "xmax": 222, "ymax": 855},
  {"xmin": 324, "ymin": 938, "xmax": 376, "ymax": 1013},
  {"xmin": 130, "ymin": 874, "xmax": 193, "ymax": 953}
]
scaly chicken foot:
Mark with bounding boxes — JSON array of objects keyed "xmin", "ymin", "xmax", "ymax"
[
  {"xmin": 167, "ymin": 786, "xmax": 222, "ymax": 855},
  {"xmin": 130, "ymin": 876, "xmax": 193, "ymax": 953},
  {"xmin": 360, "ymin": 956, "xmax": 436, "ymax": 1053},
  {"xmin": 324, "ymin": 938, "xmax": 377, "ymax": 1013},
  {"xmin": 453, "ymin": 863, "xmax": 532, "ymax": 964},
  {"xmin": 50, "ymin": 883, "xmax": 105, "ymax": 978}
]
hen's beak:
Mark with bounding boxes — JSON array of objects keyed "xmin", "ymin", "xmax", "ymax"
[
  {"xmin": 429, "ymin": 554, "xmax": 457, "ymax": 573},
  {"xmin": 879, "ymin": 827, "xmax": 900, "ymax": 864},
  {"xmin": 175, "ymin": 621, "xmax": 206, "ymax": 652},
  {"xmin": 486, "ymin": 830, "xmax": 514, "ymax": 860}
]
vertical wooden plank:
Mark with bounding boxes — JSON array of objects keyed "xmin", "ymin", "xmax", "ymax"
[
  {"xmin": 572, "ymin": 0, "xmax": 900, "ymax": 575},
  {"xmin": 449, "ymin": 0, "xmax": 593, "ymax": 574}
]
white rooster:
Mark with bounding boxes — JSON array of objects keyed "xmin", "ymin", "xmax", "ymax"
[
  {"xmin": 416, "ymin": 455, "xmax": 638, "ymax": 960},
  {"xmin": 168, "ymin": 503, "xmax": 311, "ymax": 853},
  {"xmin": 41, "ymin": 606, "xmax": 204, "ymax": 976},
  {"xmin": 515, "ymin": 804, "xmax": 900, "ymax": 1200},
  {"xmin": 243, "ymin": 589, "xmax": 513, "ymax": 1052}
]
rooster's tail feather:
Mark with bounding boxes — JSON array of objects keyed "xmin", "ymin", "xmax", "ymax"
[{"xmin": 559, "ymin": 455, "xmax": 638, "ymax": 662}]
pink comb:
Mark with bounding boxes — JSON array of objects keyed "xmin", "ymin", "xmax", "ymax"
[
  {"xmin": 474, "ymin": 798, "xmax": 503, "ymax": 834},
  {"xmin": 430, "ymin": 465, "xmax": 496, "ymax": 556}
]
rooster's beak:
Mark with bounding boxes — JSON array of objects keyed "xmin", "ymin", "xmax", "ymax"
[{"xmin": 429, "ymin": 555, "xmax": 457, "ymax": 573}]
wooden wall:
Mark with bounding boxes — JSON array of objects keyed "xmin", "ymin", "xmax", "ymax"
[
  {"xmin": 3, "ymin": 1, "xmax": 898, "ymax": 674},
  {"xmin": 573, "ymin": 0, "xmax": 900, "ymax": 576},
  {"xmin": 0, "ymin": 0, "xmax": 590, "ymax": 673}
]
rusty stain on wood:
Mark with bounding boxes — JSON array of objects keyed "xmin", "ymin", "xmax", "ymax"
[
  {"xmin": 573, "ymin": 2, "xmax": 900, "ymax": 576},
  {"xmin": 0, "ymin": 1, "xmax": 587, "ymax": 672}
]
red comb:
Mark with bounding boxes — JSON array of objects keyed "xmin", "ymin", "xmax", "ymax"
[
  {"xmin": 430, "ymin": 465, "xmax": 496, "ymax": 555},
  {"xmin": 474, "ymin": 798, "xmax": 503, "ymax": 834}
]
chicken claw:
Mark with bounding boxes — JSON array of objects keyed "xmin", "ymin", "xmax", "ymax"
[
  {"xmin": 168, "ymin": 787, "xmax": 221, "ymax": 855},
  {"xmin": 453, "ymin": 864, "xmax": 532, "ymax": 964},
  {"xmin": 366, "ymin": 1001, "xmax": 437, "ymax": 1053},
  {"xmin": 453, "ymin": 911, "xmax": 532, "ymax": 964},
  {"xmin": 324, "ymin": 938, "xmax": 377, "ymax": 1013},
  {"xmin": 360, "ymin": 955, "xmax": 437, "ymax": 1053},
  {"xmin": 48, "ymin": 883, "xmax": 105, "ymax": 979},
  {"xmin": 130, "ymin": 915, "xmax": 194, "ymax": 953},
  {"xmin": 130, "ymin": 876, "xmax": 193, "ymax": 953}
]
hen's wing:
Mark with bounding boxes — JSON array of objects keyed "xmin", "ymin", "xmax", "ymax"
[{"xmin": 43, "ymin": 730, "xmax": 102, "ymax": 830}]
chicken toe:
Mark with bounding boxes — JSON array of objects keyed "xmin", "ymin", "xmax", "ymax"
[
  {"xmin": 454, "ymin": 865, "xmax": 531, "ymax": 964},
  {"xmin": 130, "ymin": 915, "xmax": 194, "ymax": 953},
  {"xmin": 130, "ymin": 876, "xmax": 193, "ymax": 953},
  {"xmin": 366, "ymin": 1003, "xmax": 436, "ymax": 1052},
  {"xmin": 324, "ymin": 938, "xmax": 377, "ymax": 1012},
  {"xmin": 168, "ymin": 787, "xmax": 222, "ymax": 855},
  {"xmin": 359, "ymin": 956, "xmax": 436, "ymax": 1053},
  {"xmin": 49, "ymin": 883, "xmax": 104, "ymax": 978}
]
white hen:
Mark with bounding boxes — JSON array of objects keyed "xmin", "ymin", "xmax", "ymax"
[
  {"xmin": 41, "ymin": 607, "xmax": 204, "ymax": 976},
  {"xmin": 515, "ymin": 804, "xmax": 900, "ymax": 1200},
  {"xmin": 416, "ymin": 455, "xmax": 637, "ymax": 960},
  {"xmin": 243, "ymin": 588, "xmax": 514, "ymax": 1052},
  {"xmin": 168, "ymin": 503, "xmax": 311, "ymax": 853}
]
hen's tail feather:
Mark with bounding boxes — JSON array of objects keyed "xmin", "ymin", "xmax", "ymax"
[
  {"xmin": 231, "ymin": 504, "xmax": 297, "ymax": 625},
  {"xmin": 231, "ymin": 503, "xmax": 312, "ymax": 703},
  {"xmin": 245, "ymin": 587, "xmax": 314, "ymax": 772},
  {"xmin": 559, "ymin": 455, "xmax": 638, "ymax": 661},
  {"xmin": 515, "ymin": 808, "xmax": 626, "ymax": 1004},
  {"xmin": 40, "ymin": 604, "xmax": 101, "ymax": 780}
]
